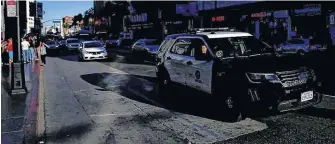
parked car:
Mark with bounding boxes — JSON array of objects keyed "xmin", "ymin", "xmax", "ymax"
[
  {"xmin": 131, "ymin": 39, "xmax": 161, "ymax": 63},
  {"xmin": 277, "ymin": 38, "xmax": 323, "ymax": 56},
  {"xmin": 45, "ymin": 40, "xmax": 61, "ymax": 55},
  {"xmin": 116, "ymin": 39, "xmax": 134, "ymax": 50},
  {"xmin": 58, "ymin": 39, "xmax": 66, "ymax": 47},
  {"xmin": 156, "ymin": 28, "xmax": 323, "ymax": 122},
  {"xmin": 77, "ymin": 41, "xmax": 108, "ymax": 61},
  {"xmin": 66, "ymin": 38, "xmax": 81, "ymax": 52},
  {"xmin": 105, "ymin": 34, "xmax": 119, "ymax": 48}
]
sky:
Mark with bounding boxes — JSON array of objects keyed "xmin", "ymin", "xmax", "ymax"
[{"xmin": 41, "ymin": 1, "xmax": 93, "ymax": 26}]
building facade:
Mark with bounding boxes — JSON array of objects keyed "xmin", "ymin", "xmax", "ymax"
[
  {"xmin": 93, "ymin": 0, "xmax": 107, "ymax": 16},
  {"xmin": 124, "ymin": 1, "xmax": 192, "ymax": 41},
  {"xmin": 1, "ymin": 0, "xmax": 5, "ymax": 39},
  {"xmin": 26, "ymin": 0, "xmax": 35, "ymax": 34},
  {"xmin": 197, "ymin": 1, "xmax": 334, "ymax": 47}
]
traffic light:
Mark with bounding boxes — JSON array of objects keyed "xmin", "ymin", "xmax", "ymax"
[{"xmin": 29, "ymin": 2, "xmax": 36, "ymax": 17}]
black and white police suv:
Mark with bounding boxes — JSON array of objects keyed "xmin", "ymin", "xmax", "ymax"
[{"xmin": 155, "ymin": 28, "xmax": 323, "ymax": 122}]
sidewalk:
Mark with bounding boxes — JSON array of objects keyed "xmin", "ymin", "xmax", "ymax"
[{"xmin": 1, "ymin": 61, "xmax": 45, "ymax": 144}]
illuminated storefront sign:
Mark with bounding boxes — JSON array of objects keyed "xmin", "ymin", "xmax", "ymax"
[
  {"xmin": 216, "ymin": 1, "xmax": 258, "ymax": 9},
  {"xmin": 129, "ymin": 13, "xmax": 148, "ymax": 23},
  {"xmin": 212, "ymin": 16, "xmax": 225, "ymax": 22},
  {"xmin": 251, "ymin": 12, "xmax": 268, "ymax": 18},
  {"xmin": 294, "ymin": 4, "xmax": 321, "ymax": 16}
]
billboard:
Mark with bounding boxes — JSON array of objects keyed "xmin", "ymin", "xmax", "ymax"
[{"xmin": 37, "ymin": 2, "xmax": 43, "ymax": 18}]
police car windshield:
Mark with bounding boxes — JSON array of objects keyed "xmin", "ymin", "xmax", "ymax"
[{"xmin": 208, "ymin": 36, "xmax": 272, "ymax": 58}]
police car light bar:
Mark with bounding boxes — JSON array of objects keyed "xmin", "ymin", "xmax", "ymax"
[{"xmin": 189, "ymin": 27, "xmax": 237, "ymax": 32}]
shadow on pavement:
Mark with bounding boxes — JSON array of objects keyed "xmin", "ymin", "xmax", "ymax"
[
  {"xmin": 298, "ymin": 107, "xmax": 335, "ymax": 120},
  {"xmin": 44, "ymin": 123, "xmax": 92, "ymax": 143},
  {"xmin": 80, "ymin": 73, "xmax": 156, "ymax": 106},
  {"xmin": 80, "ymin": 72, "xmax": 235, "ymax": 122}
]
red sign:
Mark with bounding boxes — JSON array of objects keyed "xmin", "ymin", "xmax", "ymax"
[
  {"xmin": 251, "ymin": 12, "xmax": 267, "ymax": 18},
  {"xmin": 6, "ymin": 0, "xmax": 16, "ymax": 17},
  {"xmin": 212, "ymin": 16, "xmax": 225, "ymax": 22},
  {"xmin": 7, "ymin": 0, "xmax": 16, "ymax": 5}
]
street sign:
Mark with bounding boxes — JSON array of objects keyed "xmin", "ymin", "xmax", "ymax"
[{"xmin": 7, "ymin": 0, "xmax": 16, "ymax": 17}]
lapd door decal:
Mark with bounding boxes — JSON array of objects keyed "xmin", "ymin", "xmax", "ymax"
[{"xmin": 195, "ymin": 70, "xmax": 202, "ymax": 84}]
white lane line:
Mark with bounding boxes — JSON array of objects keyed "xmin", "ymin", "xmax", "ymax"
[
  {"xmin": 1, "ymin": 129, "xmax": 23, "ymax": 134},
  {"xmin": 324, "ymin": 94, "xmax": 335, "ymax": 98},
  {"xmin": 89, "ymin": 113, "xmax": 131, "ymax": 117},
  {"xmin": 1, "ymin": 116, "xmax": 25, "ymax": 120}
]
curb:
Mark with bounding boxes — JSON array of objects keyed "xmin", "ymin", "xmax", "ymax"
[{"xmin": 36, "ymin": 65, "xmax": 46, "ymax": 143}]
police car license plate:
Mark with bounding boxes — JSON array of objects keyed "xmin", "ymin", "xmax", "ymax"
[{"xmin": 301, "ymin": 91, "xmax": 313, "ymax": 102}]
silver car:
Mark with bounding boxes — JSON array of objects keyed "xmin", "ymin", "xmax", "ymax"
[
  {"xmin": 78, "ymin": 41, "xmax": 108, "ymax": 61},
  {"xmin": 277, "ymin": 38, "xmax": 322, "ymax": 56},
  {"xmin": 66, "ymin": 38, "xmax": 81, "ymax": 51},
  {"xmin": 131, "ymin": 39, "xmax": 160, "ymax": 63}
]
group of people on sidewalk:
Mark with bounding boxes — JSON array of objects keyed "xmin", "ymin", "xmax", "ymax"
[{"xmin": 1, "ymin": 35, "xmax": 47, "ymax": 66}]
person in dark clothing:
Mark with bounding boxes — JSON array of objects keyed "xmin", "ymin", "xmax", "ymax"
[
  {"xmin": 40, "ymin": 40, "xmax": 47, "ymax": 65},
  {"xmin": 1, "ymin": 40, "xmax": 9, "ymax": 65}
]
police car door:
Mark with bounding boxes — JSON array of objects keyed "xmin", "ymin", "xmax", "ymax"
[
  {"xmin": 164, "ymin": 38, "xmax": 192, "ymax": 85},
  {"xmin": 185, "ymin": 37, "xmax": 213, "ymax": 94}
]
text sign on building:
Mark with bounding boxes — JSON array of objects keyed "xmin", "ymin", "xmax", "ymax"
[
  {"xmin": 6, "ymin": 0, "xmax": 16, "ymax": 17},
  {"xmin": 251, "ymin": 12, "xmax": 267, "ymax": 18},
  {"xmin": 129, "ymin": 13, "xmax": 148, "ymax": 23},
  {"xmin": 212, "ymin": 16, "xmax": 225, "ymax": 22}
]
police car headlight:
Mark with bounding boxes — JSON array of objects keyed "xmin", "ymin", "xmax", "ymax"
[
  {"xmin": 84, "ymin": 51, "xmax": 89, "ymax": 54},
  {"xmin": 247, "ymin": 73, "xmax": 280, "ymax": 83}
]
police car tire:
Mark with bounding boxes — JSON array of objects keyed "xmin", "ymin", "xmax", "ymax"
[
  {"xmin": 224, "ymin": 96, "xmax": 244, "ymax": 122},
  {"xmin": 158, "ymin": 70, "xmax": 170, "ymax": 102},
  {"xmin": 298, "ymin": 50, "xmax": 305, "ymax": 56}
]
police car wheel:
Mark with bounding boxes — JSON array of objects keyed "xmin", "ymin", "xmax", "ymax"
[
  {"xmin": 158, "ymin": 70, "xmax": 170, "ymax": 102},
  {"xmin": 298, "ymin": 50, "xmax": 305, "ymax": 56},
  {"xmin": 224, "ymin": 96, "xmax": 243, "ymax": 122}
]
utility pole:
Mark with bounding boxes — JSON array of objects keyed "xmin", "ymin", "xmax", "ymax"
[{"xmin": 8, "ymin": 0, "xmax": 27, "ymax": 95}]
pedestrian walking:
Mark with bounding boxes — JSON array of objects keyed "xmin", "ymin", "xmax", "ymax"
[
  {"xmin": 34, "ymin": 36, "xmax": 40, "ymax": 61},
  {"xmin": 21, "ymin": 38, "xmax": 30, "ymax": 63},
  {"xmin": 1, "ymin": 39, "xmax": 9, "ymax": 66},
  {"xmin": 28, "ymin": 36, "xmax": 36, "ymax": 62},
  {"xmin": 7, "ymin": 38, "xmax": 13, "ymax": 65},
  {"xmin": 40, "ymin": 40, "xmax": 47, "ymax": 65}
]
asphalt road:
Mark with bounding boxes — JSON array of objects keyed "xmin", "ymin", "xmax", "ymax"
[{"xmin": 43, "ymin": 53, "xmax": 335, "ymax": 144}]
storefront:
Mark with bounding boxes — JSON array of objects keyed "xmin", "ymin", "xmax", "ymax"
[
  {"xmin": 198, "ymin": 2, "xmax": 333, "ymax": 46},
  {"xmin": 164, "ymin": 19, "xmax": 189, "ymax": 35},
  {"xmin": 240, "ymin": 10, "xmax": 291, "ymax": 45},
  {"xmin": 290, "ymin": 4, "xmax": 326, "ymax": 44},
  {"xmin": 126, "ymin": 12, "xmax": 163, "ymax": 40}
]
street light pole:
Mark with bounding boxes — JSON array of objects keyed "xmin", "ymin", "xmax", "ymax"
[{"xmin": 10, "ymin": 0, "xmax": 27, "ymax": 95}]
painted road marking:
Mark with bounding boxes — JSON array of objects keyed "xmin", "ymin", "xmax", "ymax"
[{"xmin": 324, "ymin": 94, "xmax": 335, "ymax": 98}]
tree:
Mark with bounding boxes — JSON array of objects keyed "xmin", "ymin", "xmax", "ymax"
[
  {"xmin": 63, "ymin": 22, "xmax": 70, "ymax": 34},
  {"xmin": 83, "ymin": 8, "xmax": 94, "ymax": 27},
  {"xmin": 101, "ymin": 1, "xmax": 130, "ymax": 32},
  {"xmin": 71, "ymin": 13, "xmax": 83, "ymax": 27}
]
